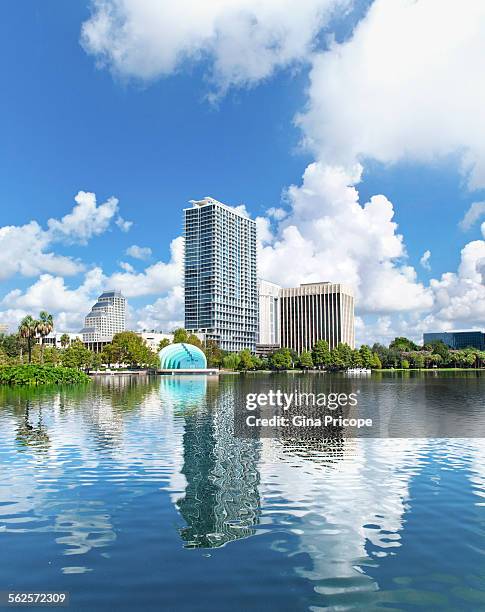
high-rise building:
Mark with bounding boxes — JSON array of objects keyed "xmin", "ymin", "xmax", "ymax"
[
  {"xmin": 184, "ymin": 197, "xmax": 258, "ymax": 353},
  {"xmin": 280, "ymin": 282, "xmax": 355, "ymax": 353},
  {"xmin": 257, "ymin": 280, "xmax": 281, "ymax": 355},
  {"xmin": 81, "ymin": 290, "xmax": 126, "ymax": 350}
]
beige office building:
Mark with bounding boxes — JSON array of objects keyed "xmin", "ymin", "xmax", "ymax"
[{"xmin": 280, "ymin": 282, "xmax": 355, "ymax": 352}]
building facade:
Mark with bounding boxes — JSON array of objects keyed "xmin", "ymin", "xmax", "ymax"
[
  {"xmin": 81, "ymin": 290, "xmax": 126, "ymax": 350},
  {"xmin": 256, "ymin": 279, "xmax": 281, "ymax": 355},
  {"xmin": 423, "ymin": 331, "xmax": 485, "ymax": 350},
  {"xmin": 39, "ymin": 332, "xmax": 83, "ymax": 348},
  {"xmin": 184, "ymin": 197, "xmax": 258, "ymax": 353},
  {"xmin": 280, "ymin": 282, "xmax": 355, "ymax": 353},
  {"xmin": 136, "ymin": 332, "xmax": 174, "ymax": 352},
  {"xmin": 258, "ymin": 280, "xmax": 281, "ymax": 345}
]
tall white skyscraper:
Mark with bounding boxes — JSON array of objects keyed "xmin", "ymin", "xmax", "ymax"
[
  {"xmin": 184, "ymin": 197, "xmax": 258, "ymax": 352},
  {"xmin": 81, "ymin": 290, "xmax": 126, "ymax": 349}
]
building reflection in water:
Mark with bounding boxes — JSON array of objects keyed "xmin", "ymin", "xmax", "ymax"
[{"xmin": 159, "ymin": 376, "xmax": 262, "ymax": 548}]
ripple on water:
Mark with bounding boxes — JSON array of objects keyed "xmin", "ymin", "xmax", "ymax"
[{"xmin": 0, "ymin": 375, "xmax": 484, "ymax": 611}]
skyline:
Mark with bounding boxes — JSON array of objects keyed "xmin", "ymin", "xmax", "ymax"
[{"xmin": 1, "ymin": 1, "xmax": 485, "ymax": 346}]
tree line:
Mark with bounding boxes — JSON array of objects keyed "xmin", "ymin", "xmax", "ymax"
[
  {"xmin": 3, "ymin": 317, "xmax": 484, "ymax": 373},
  {"xmin": 372, "ymin": 337, "xmax": 485, "ymax": 369},
  {"xmin": 166, "ymin": 330, "xmax": 382, "ymax": 371},
  {"xmin": 220, "ymin": 341, "xmax": 381, "ymax": 371},
  {"xmin": 0, "ymin": 312, "xmax": 159, "ymax": 370},
  {"xmin": 169, "ymin": 329, "xmax": 485, "ymax": 371}
]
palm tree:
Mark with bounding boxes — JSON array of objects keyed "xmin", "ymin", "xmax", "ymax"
[
  {"xmin": 36, "ymin": 311, "xmax": 54, "ymax": 364},
  {"xmin": 60, "ymin": 333, "xmax": 70, "ymax": 349},
  {"xmin": 18, "ymin": 316, "xmax": 38, "ymax": 363}
]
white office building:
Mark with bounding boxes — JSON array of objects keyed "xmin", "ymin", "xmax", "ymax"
[
  {"xmin": 81, "ymin": 290, "xmax": 126, "ymax": 350},
  {"xmin": 184, "ymin": 197, "xmax": 258, "ymax": 352},
  {"xmin": 40, "ymin": 332, "xmax": 83, "ymax": 348},
  {"xmin": 257, "ymin": 279, "xmax": 281, "ymax": 353}
]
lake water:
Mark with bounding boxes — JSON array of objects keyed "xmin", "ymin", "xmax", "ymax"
[{"xmin": 0, "ymin": 372, "xmax": 485, "ymax": 611}]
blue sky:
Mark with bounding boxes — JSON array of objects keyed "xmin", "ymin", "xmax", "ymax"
[{"xmin": 1, "ymin": 0, "xmax": 485, "ymax": 343}]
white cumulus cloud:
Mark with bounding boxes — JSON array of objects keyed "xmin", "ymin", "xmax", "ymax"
[
  {"xmin": 126, "ymin": 244, "xmax": 152, "ymax": 260},
  {"xmin": 420, "ymin": 250, "xmax": 431, "ymax": 271},
  {"xmin": 459, "ymin": 201, "xmax": 485, "ymax": 231},
  {"xmin": 259, "ymin": 162, "xmax": 433, "ymax": 314},
  {"xmin": 298, "ymin": 0, "xmax": 485, "ymax": 189},
  {"xmin": 0, "ymin": 221, "xmax": 83, "ymax": 281},
  {"xmin": 47, "ymin": 191, "xmax": 127, "ymax": 244},
  {"xmin": 133, "ymin": 286, "xmax": 184, "ymax": 332},
  {"xmin": 0, "ymin": 190, "xmax": 133, "ymax": 282},
  {"xmin": 106, "ymin": 236, "xmax": 183, "ymax": 297},
  {"xmin": 81, "ymin": 0, "xmax": 349, "ymax": 93},
  {"xmin": 1, "ymin": 268, "xmax": 104, "ymax": 332}
]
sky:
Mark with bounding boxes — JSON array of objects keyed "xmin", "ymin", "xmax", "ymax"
[{"xmin": 1, "ymin": 0, "xmax": 485, "ymax": 346}]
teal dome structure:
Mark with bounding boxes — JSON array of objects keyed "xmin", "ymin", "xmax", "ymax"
[{"xmin": 159, "ymin": 342, "xmax": 207, "ymax": 370}]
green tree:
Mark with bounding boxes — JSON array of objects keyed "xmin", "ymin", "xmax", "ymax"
[
  {"xmin": 61, "ymin": 340, "xmax": 93, "ymax": 370},
  {"xmin": 412, "ymin": 353, "xmax": 425, "ymax": 369},
  {"xmin": 371, "ymin": 353, "xmax": 382, "ymax": 369},
  {"xmin": 101, "ymin": 343, "xmax": 115, "ymax": 368},
  {"xmin": 372, "ymin": 343, "xmax": 392, "ymax": 368},
  {"xmin": 252, "ymin": 355, "xmax": 264, "ymax": 370},
  {"xmin": 332, "ymin": 343, "xmax": 353, "ymax": 369},
  {"xmin": 458, "ymin": 351, "xmax": 476, "ymax": 368},
  {"xmin": 60, "ymin": 333, "xmax": 71, "ymax": 349},
  {"xmin": 0, "ymin": 348, "xmax": 9, "ymax": 366},
  {"xmin": 477, "ymin": 351, "xmax": 485, "ymax": 368},
  {"xmin": 270, "ymin": 348, "xmax": 293, "ymax": 370},
  {"xmin": 43, "ymin": 347, "xmax": 61, "ymax": 366},
  {"xmin": 389, "ymin": 337, "xmax": 420, "ymax": 352},
  {"xmin": 0, "ymin": 333, "xmax": 27, "ymax": 361},
  {"xmin": 172, "ymin": 328, "xmax": 189, "ymax": 343},
  {"xmin": 401, "ymin": 359, "xmax": 410, "ymax": 369},
  {"xmin": 204, "ymin": 340, "xmax": 224, "ymax": 368},
  {"xmin": 237, "ymin": 349, "xmax": 254, "ymax": 371},
  {"xmin": 111, "ymin": 332, "xmax": 158, "ymax": 368},
  {"xmin": 157, "ymin": 338, "xmax": 171, "ymax": 351},
  {"xmin": 91, "ymin": 352, "xmax": 102, "ymax": 370},
  {"xmin": 36, "ymin": 311, "xmax": 54, "ymax": 364},
  {"xmin": 424, "ymin": 340, "xmax": 450, "ymax": 361},
  {"xmin": 18, "ymin": 315, "xmax": 38, "ymax": 363},
  {"xmin": 359, "ymin": 345, "xmax": 374, "ymax": 368},
  {"xmin": 187, "ymin": 333, "xmax": 203, "ymax": 348},
  {"xmin": 222, "ymin": 353, "xmax": 241, "ymax": 370},
  {"xmin": 299, "ymin": 350, "xmax": 314, "ymax": 370},
  {"xmin": 312, "ymin": 340, "xmax": 331, "ymax": 369},
  {"xmin": 351, "ymin": 349, "xmax": 363, "ymax": 368}
]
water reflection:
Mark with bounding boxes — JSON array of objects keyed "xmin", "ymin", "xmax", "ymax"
[
  {"xmin": 0, "ymin": 374, "xmax": 484, "ymax": 610},
  {"xmin": 158, "ymin": 376, "xmax": 261, "ymax": 548},
  {"xmin": 260, "ymin": 437, "xmax": 430, "ymax": 606},
  {"xmin": 16, "ymin": 400, "xmax": 50, "ymax": 451}
]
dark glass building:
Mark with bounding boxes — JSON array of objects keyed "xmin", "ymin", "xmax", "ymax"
[{"xmin": 423, "ymin": 331, "xmax": 485, "ymax": 350}]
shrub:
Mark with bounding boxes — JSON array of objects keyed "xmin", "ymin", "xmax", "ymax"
[{"xmin": 0, "ymin": 365, "xmax": 90, "ymax": 386}]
